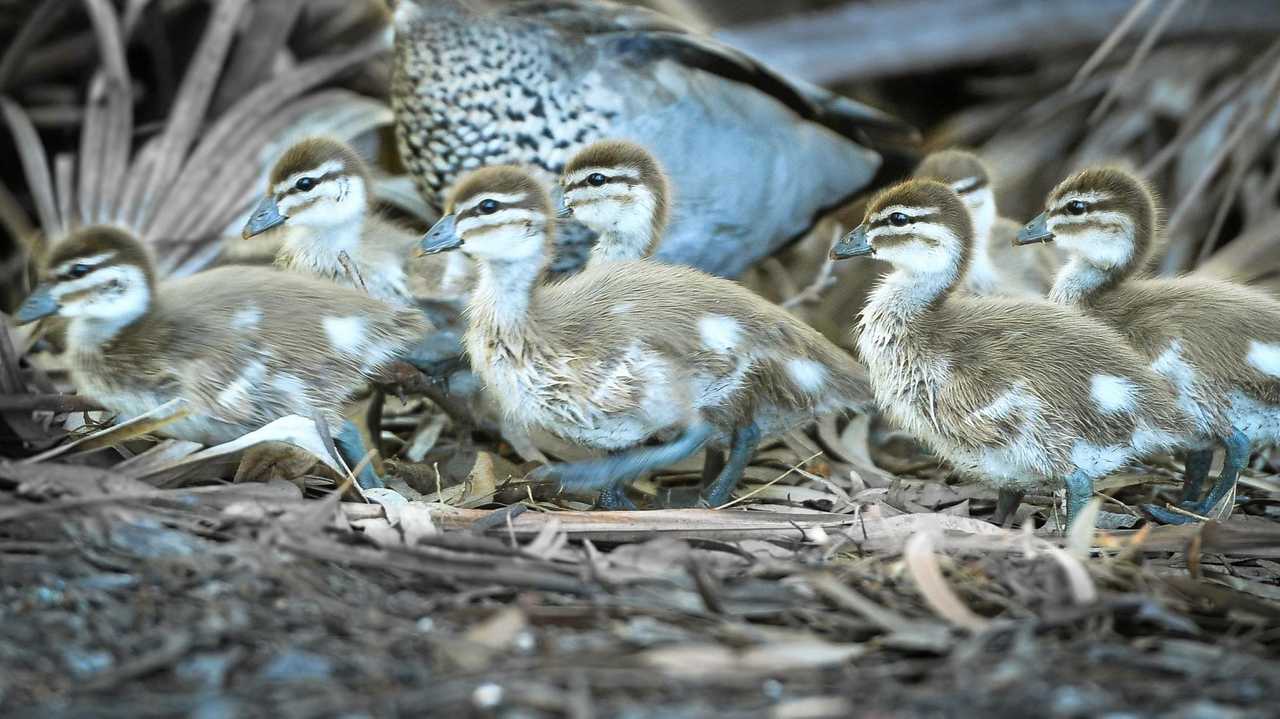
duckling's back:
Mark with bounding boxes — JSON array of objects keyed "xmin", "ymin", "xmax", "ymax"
[
  {"xmin": 1083, "ymin": 276, "xmax": 1280, "ymax": 436},
  {"xmin": 540, "ymin": 260, "xmax": 871, "ymax": 430},
  {"xmin": 75, "ymin": 266, "xmax": 426, "ymax": 444},
  {"xmin": 865, "ymin": 293, "xmax": 1193, "ymax": 481}
]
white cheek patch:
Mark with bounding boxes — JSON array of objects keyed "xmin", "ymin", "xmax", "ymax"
[
  {"xmin": 455, "ymin": 192, "xmax": 529, "ymax": 216},
  {"xmin": 1246, "ymin": 341, "xmax": 1280, "ymax": 378},
  {"xmin": 1050, "ymin": 216, "xmax": 1134, "ymax": 268},
  {"xmin": 54, "ymin": 251, "xmax": 116, "ymax": 276},
  {"xmin": 53, "ymin": 265, "xmax": 149, "ymax": 319},
  {"xmin": 1090, "ymin": 374, "xmax": 1137, "ymax": 414},
  {"xmin": 698, "ymin": 315, "xmax": 740, "ymax": 353},
  {"xmin": 869, "ymin": 205, "xmax": 938, "ymax": 223},
  {"xmin": 272, "ymin": 160, "xmax": 344, "ymax": 196},
  {"xmin": 323, "ymin": 316, "xmax": 367, "ymax": 355},
  {"xmin": 564, "ymin": 166, "xmax": 641, "ymax": 186},
  {"xmin": 786, "ymin": 358, "xmax": 827, "ymax": 393},
  {"xmin": 869, "ymin": 224, "xmax": 958, "ymax": 274}
]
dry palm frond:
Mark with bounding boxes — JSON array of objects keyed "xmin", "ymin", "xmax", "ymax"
[{"xmin": 1, "ymin": 0, "xmax": 394, "ymax": 279}]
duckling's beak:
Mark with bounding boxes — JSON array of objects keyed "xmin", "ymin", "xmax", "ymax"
[
  {"xmin": 556, "ymin": 200, "xmax": 573, "ymax": 219},
  {"xmin": 242, "ymin": 195, "xmax": 286, "ymax": 239},
  {"xmin": 1015, "ymin": 212, "xmax": 1054, "ymax": 245},
  {"xmin": 830, "ymin": 225, "xmax": 875, "ymax": 260},
  {"xmin": 418, "ymin": 214, "xmax": 462, "ymax": 255},
  {"xmin": 15, "ymin": 284, "xmax": 59, "ymax": 324}
]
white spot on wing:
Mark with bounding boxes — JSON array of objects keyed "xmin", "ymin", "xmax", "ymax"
[
  {"xmin": 1090, "ymin": 374, "xmax": 1137, "ymax": 414},
  {"xmin": 217, "ymin": 360, "xmax": 268, "ymax": 410},
  {"xmin": 1070, "ymin": 440, "xmax": 1130, "ymax": 477},
  {"xmin": 323, "ymin": 316, "xmax": 366, "ymax": 355},
  {"xmin": 1246, "ymin": 341, "xmax": 1280, "ymax": 378},
  {"xmin": 230, "ymin": 306, "xmax": 262, "ymax": 331},
  {"xmin": 786, "ymin": 358, "xmax": 826, "ymax": 392},
  {"xmin": 698, "ymin": 315, "xmax": 740, "ymax": 353}
]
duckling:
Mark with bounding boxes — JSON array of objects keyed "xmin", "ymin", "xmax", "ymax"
[
  {"xmin": 831, "ymin": 180, "xmax": 1195, "ymax": 528},
  {"xmin": 242, "ymin": 136, "xmax": 472, "ymax": 310},
  {"xmin": 418, "ymin": 166, "xmax": 872, "ymax": 508},
  {"xmin": 391, "ymin": 0, "xmax": 916, "ymax": 278},
  {"xmin": 1017, "ymin": 167, "xmax": 1280, "ymax": 523},
  {"xmin": 913, "ymin": 149, "xmax": 1060, "ymax": 296},
  {"xmin": 14, "ymin": 226, "xmax": 428, "ymax": 491},
  {"xmin": 560, "ymin": 139, "xmax": 669, "ymax": 265}
]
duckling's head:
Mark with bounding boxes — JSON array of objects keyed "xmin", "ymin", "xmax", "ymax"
[
  {"xmin": 16, "ymin": 226, "xmax": 154, "ymax": 326},
  {"xmin": 419, "ymin": 166, "xmax": 554, "ymax": 263},
  {"xmin": 561, "ymin": 140, "xmax": 669, "ymax": 259},
  {"xmin": 242, "ymin": 137, "xmax": 370, "ymax": 241},
  {"xmin": 831, "ymin": 180, "xmax": 972, "ymax": 279},
  {"xmin": 1017, "ymin": 166, "xmax": 1157, "ymax": 275},
  {"xmin": 913, "ymin": 149, "xmax": 996, "ymax": 240}
]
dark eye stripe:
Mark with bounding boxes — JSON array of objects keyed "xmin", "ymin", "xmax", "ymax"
[
  {"xmin": 566, "ymin": 176, "xmax": 640, "ymax": 192},
  {"xmin": 868, "ymin": 211, "xmax": 940, "ymax": 229},
  {"xmin": 279, "ymin": 171, "xmax": 343, "ymax": 198}
]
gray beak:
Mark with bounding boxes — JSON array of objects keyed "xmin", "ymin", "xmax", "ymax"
[
  {"xmin": 242, "ymin": 195, "xmax": 287, "ymax": 239},
  {"xmin": 15, "ymin": 284, "xmax": 59, "ymax": 324},
  {"xmin": 1015, "ymin": 212, "xmax": 1054, "ymax": 246},
  {"xmin": 556, "ymin": 200, "xmax": 573, "ymax": 219},
  {"xmin": 418, "ymin": 214, "xmax": 462, "ymax": 255},
  {"xmin": 830, "ymin": 225, "xmax": 875, "ymax": 260}
]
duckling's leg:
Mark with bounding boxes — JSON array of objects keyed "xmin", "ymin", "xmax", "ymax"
[
  {"xmin": 994, "ymin": 489, "xmax": 1024, "ymax": 526},
  {"xmin": 1064, "ymin": 469, "xmax": 1093, "ymax": 529},
  {"xmin": 1193, "ymin": 429, "xmax": 1249, "ymax": 514},
  {"xmin": 334, "ymin": 419, "xmax": 386, "ymax": 490},
  {"xmin": 535, "ymin": 424, "xmax": 715, "ymax": 501},
  {"xmin": 701, "ymin": 423, "xmax": 761, "ymax": 507},
  {"xmin": 1149, "ymin": 429, "xmax": 1249, "ymax": 524},
  {"xmin": 1179, "ymin": 448, "xmax": 1214, "ymax": 503}
]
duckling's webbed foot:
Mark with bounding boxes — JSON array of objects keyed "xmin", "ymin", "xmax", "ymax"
[
  {"xmin": 1064, "ymin": 469, "xmax": 1093, "ymax": 529},
  {"xmin": 334, "ymin": 419, "xmax": 386, "ymax": 490},
  {"xmin": 535, "ymin": 424, "xmax": 714, "ymax": 503},
  {"xmin": 596, "ymin": 482, "xmax": 638, "ymax": 511},
  {"xmin": 701, "ymin": 423, "xmax": 761, "ymax": 508},
  {"xmin": 1147, "ymin": 429, "xmax": 1249, "ymax": 525}
]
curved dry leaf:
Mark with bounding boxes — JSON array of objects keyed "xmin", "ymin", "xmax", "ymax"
[
  {"xmin": 0, "ymin": 96, "xmax": 58, "ymax": 234},
  {"xmin": 1067, "ymin": 496, "xmax": 1103, "ymax": 558},
  {"xmin": 137, "ymin": 0, "xmax": 251, "ymax": 237},
  {"xmin": 1041, "ymin": 545, "xmax": 1099, "ymax": 605},
  {"xmin": 904, "ymin": 531, "xmax": 989, "ymax": 631}
]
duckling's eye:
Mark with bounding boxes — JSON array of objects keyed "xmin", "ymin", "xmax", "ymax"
[
  {"xmin": 66, "ymin": 263, "xmax": 92, "ymax": 279},
  {"xmin": 478, "ymin": 199, "xmax": 499, "ymax": 214},
  {"xmin": 587, "ymin": 173, "xmax": 607, "ymax": 187},
  {"xmin": 889, "ymin": 212, "xmax": 910, "ymax": 227},
  {"xmin": 295, "ymin": 177, "xmax": 317, "ymax": 192},
  {"xmin": 1066, "ymin": 200, "xmax": 1088, "ymax": 216}
]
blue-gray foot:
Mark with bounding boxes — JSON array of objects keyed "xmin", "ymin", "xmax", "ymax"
[
  {"xmin": 1147, "ymin": 429, "xmax": 1249, "ymax": 525},
  {"xmin": 533, "ymin": 424, "xmax": 714, "ymax": 499},
  {"xmin": 334, "ymin": 419, "xmax": 386, "ymax": 490},
  {"xmin": 1064, "ymin": 469, "xmax": 1093, "ymax": 529},
  {"xmin": 700, "ymin": 423, "xmax": 761, "ymax": 508},
  {"xmin": 596, "ymin": 482, "xmax": 638, "ymax": 511}
]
